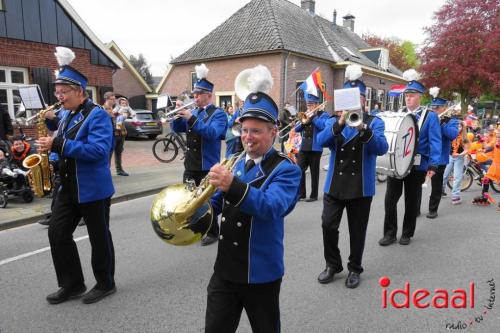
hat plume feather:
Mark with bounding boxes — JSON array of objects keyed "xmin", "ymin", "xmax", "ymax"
[
  {"xmin": 195, "ymin": 63, "xmax": 209, "ymax": 80},
  {"xmin": 429, "ymin": 87, "xmax": 440, "ymax": 98},
  {"xmin": 345, "ymin": 64, "xmax": 362, "ymax": 81},
  {"xmin": 54, "ymin": 47, "xmax": 75, "ymax": 67}
]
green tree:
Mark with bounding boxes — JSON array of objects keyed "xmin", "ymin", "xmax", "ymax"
[
  {"xmin": 400, "ymin": 41, "xmax": 419, "ymax": 69},
  {"xmin": 129, "ymin": 54, "xmax": 154, "ymax": 86}
]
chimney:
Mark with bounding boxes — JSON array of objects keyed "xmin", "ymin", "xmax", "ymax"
[
  {"xmin": 342, "ymin": 14, "xmax": 355, "ymax": 31},
  {"xmin": 301, "ymin": 0, "xmax": 315, "ymax": 15},
  {"xmin": 332, "ymin": 10, "xmax": 337, "ymax": 27}
]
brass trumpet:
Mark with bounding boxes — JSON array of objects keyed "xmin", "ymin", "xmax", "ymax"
[{"xmin": 159, "ymin": 101, "xmax": 196, "ymax": 122}]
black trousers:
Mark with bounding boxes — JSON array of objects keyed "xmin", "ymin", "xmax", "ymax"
[
  {"xmin": 428, "ymin": 165, "xmax": 446, "ymax": 213},
  {"xmin": 296, "ymin": 151, "xmax": 322, "ymax": 199},
  {"xmin": 48, "ymin": 188, "xmax": 114, "ymax": 290},
  {"xmin": 205, "ymin": 273, "xmax": 281, "ymax": 333},
  {"xmin": 383, "ymin": 169, "xmax": 427, "ymax": 238},
  {"xmin": 183, "ymin": 170, "xmax": 220, "ymax": 237},
  {"xmin": 321, "ymin": 193, "xmax": 372, "ymax": 274},
  {"xmin": 113, "ymin": 135, "xmax": 126, "ymax": 172}
]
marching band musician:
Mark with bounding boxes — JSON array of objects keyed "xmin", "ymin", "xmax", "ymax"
[
  {"xmin": 294, "ymin": 93, "xmax": 329, "ymax": 202},
  {"xmin": 316, "ymin": 64, "xmax": 388, "ymax": 288},
  {"xmin": 205, "ymin": 65, "xmax": 301, "ymax": 333},
  {"xmin": 425, "ymin": 87, "xmax": 459, "ymax": 219},
  {"xmin": 170, "ymin": 63, "xmax": 228, "ymax": 246},
  {"xmin": 37, "ymin": 47, "xmax": 116, "ymax": 304},
  {"xmin": 379, "ymin": 70, "xmax": 442, "ymax": 246}
]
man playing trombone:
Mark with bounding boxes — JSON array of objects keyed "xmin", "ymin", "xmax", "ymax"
[
  {"xmin": 316, "ymin": 65, "xmax": 388, "ymax": 288},
  {"xmin": 294, "ymin": 93, "xmax": 329, "ymax": 202},
  {"xmin": 171, "ymin": 64, "xmax": 228, "ymax": 246}
]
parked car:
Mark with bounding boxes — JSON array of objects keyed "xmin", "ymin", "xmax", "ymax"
[{"xmin": 124, "ymin": 110, "xmax": 162, "ymax": 139}]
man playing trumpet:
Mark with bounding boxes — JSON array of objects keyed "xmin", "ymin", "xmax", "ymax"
[
  {"xmin": 316, "ymin": 65, "xmax": 388, "ymax": 288},
  {"xmin": 171, "ymin": 63, "xmax": 228, "ymax": 246}
]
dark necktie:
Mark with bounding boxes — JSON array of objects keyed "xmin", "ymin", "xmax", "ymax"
[{"xmin": 244, "ymin": 159, "xmax": 255, "ymax": 173}]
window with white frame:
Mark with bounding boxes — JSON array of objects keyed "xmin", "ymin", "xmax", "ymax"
[
  {"xmin": 378, "ymin": 49, "xmax": 389, "ymax": 70},
  {"xmin": 86, "ymin": 86, "xmax": 97, "ymax": 103},
  {"xmin": 0, "ymin": 66, "xmax": 29, "ymax": 118},
  {"xmin": 365, "ymin": 87, "xmax": 372, "ymax": 111}
]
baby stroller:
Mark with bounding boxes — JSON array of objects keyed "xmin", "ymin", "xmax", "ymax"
[{"xmin": 0, "ymin": 158, "xmax": 34, "ymax": 208}]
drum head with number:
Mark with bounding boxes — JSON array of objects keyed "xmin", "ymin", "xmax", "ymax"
[{"xmin": 393, "ymin": 114, "xmax": 417, "ymax": 177}]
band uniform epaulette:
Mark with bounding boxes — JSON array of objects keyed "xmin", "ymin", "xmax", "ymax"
[{"xmin": 277, "ymin": 151, "xmax": 296, "ymax": 164}]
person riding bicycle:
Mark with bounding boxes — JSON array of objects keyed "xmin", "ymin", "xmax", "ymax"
[{"xmin": 472, "ymin": 129, "xmax": 500, "ymax": 208}]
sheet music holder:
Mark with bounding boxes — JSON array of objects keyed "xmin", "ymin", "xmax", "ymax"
[
  {"xmin": 18, "ymin": 85, "xmax": 46, "ymax": 110},
  {"xmin": 333, "ymin": 88, "xmax": 361, "ymax": 111},
  {"xmin": 157, "ymin": 94, "xmax": 173, "ymax": 110}
]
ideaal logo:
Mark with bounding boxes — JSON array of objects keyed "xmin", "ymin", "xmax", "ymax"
[
  {"xmin": 379, "ymin": 276, "xmax": 496, "ymax": 330},
  {"xmin": 379, "ymin": 276, "xmax": 475, "ymax": 309}
]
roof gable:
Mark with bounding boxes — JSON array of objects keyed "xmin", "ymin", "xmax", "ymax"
[
  {"xmin": 107, "ymin": 41, "xmax": 152, "ymax": 93},
  {"xmin": 171, "ymin": 0, "xmax": 403, "ymax": 77},
  {"xmin": 0, "ymin": 0, "xmax": 121, "ymax": 68}
]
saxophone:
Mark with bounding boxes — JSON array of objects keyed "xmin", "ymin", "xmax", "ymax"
[{"xmin": 23, "ymin": 103, "xmax": 60, "ymax": 197}]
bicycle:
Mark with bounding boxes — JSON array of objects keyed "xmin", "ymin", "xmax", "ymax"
[
  {"xmin": 152, "ymin": 131, "xmax": 187, "ymax": 163},
  {"xmin": 446, "ymin": 156, "xmax": 500, "ymax": 193}
]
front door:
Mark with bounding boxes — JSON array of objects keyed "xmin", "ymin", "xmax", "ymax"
[{"xmin": 218, "ymin": 95, "xmax": 232, "ymax": 108}]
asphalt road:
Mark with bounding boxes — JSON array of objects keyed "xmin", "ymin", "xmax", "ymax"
[{"xmin": 1, "ymin": 167, "xmax": 499, "ymax": 333}]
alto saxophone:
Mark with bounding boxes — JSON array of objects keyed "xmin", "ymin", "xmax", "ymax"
[{"xmin": 23, "ymin": 103, "xmax": 60, "ymax": 197}]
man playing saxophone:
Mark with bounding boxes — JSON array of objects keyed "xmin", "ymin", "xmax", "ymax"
[
  {"xmin": 204, "ymin": 65, "xmax": 301, "ymax": 333},
  {"xmin": 36, "ymin": 47, "xmax": 116, "ymax": 305}
]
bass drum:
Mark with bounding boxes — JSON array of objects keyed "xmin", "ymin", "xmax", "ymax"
[{"xmin": 376, "ymin": 111, "xmax": 418, "ymax": 179}]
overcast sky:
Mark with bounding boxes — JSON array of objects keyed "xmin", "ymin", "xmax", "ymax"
[{"xmin": 66, "ymin": 0, "xmax": 446, "ymax": 77}]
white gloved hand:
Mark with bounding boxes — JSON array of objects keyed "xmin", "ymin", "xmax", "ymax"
[{"xmin": 2, "ymin": 168, "xmax": 16, "ymax": 177}]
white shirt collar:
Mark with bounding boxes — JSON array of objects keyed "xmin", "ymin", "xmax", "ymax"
[{"xmin": 245, "ymin": 155, "xmax": 263, "ymax": 165}]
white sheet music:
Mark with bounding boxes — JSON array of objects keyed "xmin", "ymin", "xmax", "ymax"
[
  {"xmin": 333, "ymin": 87, "xmax": 361, "ymax": 111},
  {"xmin": 18, "ymin": 85, "xmax": 45, "ymax": 109}
]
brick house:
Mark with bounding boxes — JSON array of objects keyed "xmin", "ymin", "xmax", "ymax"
[
  {"xmin": 0, "ymin": 0, "xmax": 122, "ymax": 128},
  {"xmin": 106, "ymin": 41, "xmax": 156, "ymax": 111},
  {"xmin": 158, "ymin": 0, "xmax": 406, "ymax": 114}
]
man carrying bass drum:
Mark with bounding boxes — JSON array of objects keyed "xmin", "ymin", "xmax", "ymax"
[{"xmin": 379, "ymin": 69, "xmax": 442, "ymax": 247}]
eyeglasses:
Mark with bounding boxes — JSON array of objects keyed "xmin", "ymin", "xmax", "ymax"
[{"xmin": 54, "ymin": 89, "xmax": 74, "ymax": 97}]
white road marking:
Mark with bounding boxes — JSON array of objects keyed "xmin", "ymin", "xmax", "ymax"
[{"xmin": 0, "ymin": 235, "xmax": 89, "ymax": 266}]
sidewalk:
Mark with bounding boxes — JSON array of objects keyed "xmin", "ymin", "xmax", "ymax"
[{"xmin": 0, "ymin": 139, "xmax": 184, "ymax": 231}]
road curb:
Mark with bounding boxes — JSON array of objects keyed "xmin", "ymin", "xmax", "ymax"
[{"xmin": 0, "ymin": 186, "xmax": 165, "ymax": 231}]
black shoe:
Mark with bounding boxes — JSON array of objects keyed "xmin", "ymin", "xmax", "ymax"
[
  {"xmin": 426, "ymin": 211, "xmax": 438, "ymax": 219},
  {"xmin": 399, "ymin": 236, "xmax": 411, "ymax": 245},
  {"xmin": 38, "ymin": 217, "xmax": 51, "ymax": 226},
  {"xmin": 201, "ymin": 235, "xmax": 218, "ymax": 246},
  {"xmin": 117, "ymin": 170, "xmax": 129, "ymax": 176},
  {"xmin": 378, "ymin": 235, "xmax": 397, "ymax": 246},
  {"xmin": 317, "ymin": 266, "xmax": 340, "ymax": 284},
  {"xmin": 82, "ymin": 285, "xmax": 116, "ymax": 304},
  {"xmin": 46, "ymin": 284, "xmax": 87, "ymax": 304},
  {"xmin": 305, "ymin": 197, "xmax": 318, "ymax": 202},
  {"xmin": 442, "ymin": 192, "xmax": 448, "ymax": 197},
  {"xmin": 345, "ymin": 272, "xmax": 361, "ymax": 289}
]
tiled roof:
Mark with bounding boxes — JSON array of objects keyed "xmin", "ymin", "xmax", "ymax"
[{"xmin": 171, "ymin": 0, "xmax": 403, "ymax": 76}]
